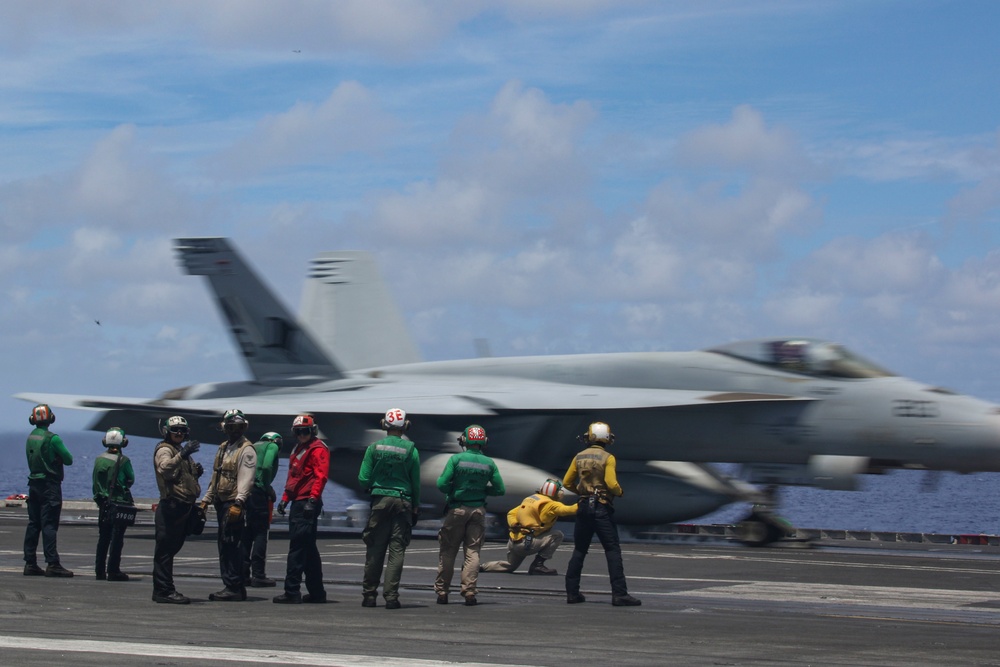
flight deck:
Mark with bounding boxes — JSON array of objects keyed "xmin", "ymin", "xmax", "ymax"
[{"xmin": 2, "ymin": 509, "xmax": 1000, "ymax": 666}]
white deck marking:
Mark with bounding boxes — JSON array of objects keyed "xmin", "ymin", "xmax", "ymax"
[{"xmin": 0, "ymin": 635, "xmax": 528, "ymax": 667}]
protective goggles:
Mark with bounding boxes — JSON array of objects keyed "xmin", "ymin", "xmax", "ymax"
[
  {"xmin": 293, "ymin": 426, "xmax": 312, "ymax": 436},
  {"xmin": 168, "ymin": 426, "xmax": 189, "ymax": 435}
]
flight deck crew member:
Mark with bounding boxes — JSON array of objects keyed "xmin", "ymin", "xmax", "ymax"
[
  {"xmin": 23, "ymin": 404, "xmax": 74, "ymax": 578},
  {"xmin": 152, "ymin": 415, "xmax": 203, "ymax": 604},
  {"xmin": 481, "ymin": 478, "xmax": 577, "ymax": 575},
  {"xmin": 562, "ymin": 421, "xmax": 641, "ymax": 607},
  {"xmin": 242, "ymin": 431, "xmax": 281, "ymax": 588},
  {"xmin": 93, "ymin": 427, "xmax": 135, "ymax": 581},
  {"xmin": 201, "ymin": 409, "xmax": 257, "ymax": 602},
  {"xmin": 273, "ymin": 414, "xmax": 330, "ymax": 604},
  {"xmin": 434, "ymin": 425, "xmax": 505, "ymax": 606},
  {"xmin": 358, "ymin": 408, "xmax": 420, "ymax": 610}
]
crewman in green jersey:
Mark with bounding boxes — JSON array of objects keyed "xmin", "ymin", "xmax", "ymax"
[
  {"xmin": 92, "ymin": 427, "xmax": 135, "ymax": 581},
  {"xmin": 23, "ymin": 404, "xmax": 74, "ymax": 577},
  {"xmin": 434, "ymin": 424, "xmax": 505, "ymax": 606}
]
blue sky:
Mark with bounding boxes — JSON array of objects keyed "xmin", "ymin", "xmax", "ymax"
[{"xmin": 2, "ymin": 1, "xmax": 999, "ymax": 432}]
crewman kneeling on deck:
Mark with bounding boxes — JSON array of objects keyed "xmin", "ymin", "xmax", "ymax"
[{"xmin": 481, "ymin": 478, "xmax": 577, "ymax": 575}]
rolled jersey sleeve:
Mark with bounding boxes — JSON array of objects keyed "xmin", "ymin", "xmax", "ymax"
[
  {"xmin": 561, "ymin": 460, "xmax": 579, "ymax": 495},
  {"xmin": 52, "ymin": 435, "xmax": 73, "ymax": 466},
  {"xmin": 487, "ymin": 463, "xmax": 505, "ymax": 497},
  {"xmin": 235, "ymin": 446, "xmax": 257, "ymax": 504},
  {"xmin": 408, "ymin": 447, "xmax": 421, "ymax": 506},
  {"xmin": 603, "ymin": 453, "xmax": 623, "ymax": 497},
  {"xmin": 307, "ymin": 444, "xmax": 330, "ymax": 500}
]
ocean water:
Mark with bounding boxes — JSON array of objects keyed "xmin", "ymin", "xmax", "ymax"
[
  {"xmin": 0, "ymin": 432, "xmax": 360, "ymax": 510},
  {"xmin": 2, "ymin": 431, "xmax": 998, "ymax": 535}
]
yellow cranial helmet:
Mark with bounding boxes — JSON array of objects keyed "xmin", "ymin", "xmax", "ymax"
[{"xmin": 585, "ymin": 421, "xmax": 614, "ymax": 445}]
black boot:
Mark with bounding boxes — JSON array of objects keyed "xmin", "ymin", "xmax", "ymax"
[{"xmin": 528, "ymin": 556, "xmax": 557, "ymax": 575}]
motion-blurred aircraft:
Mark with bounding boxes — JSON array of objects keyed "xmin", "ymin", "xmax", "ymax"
[{"xmin": 19, "ymin": 238, "xmax": 1000, "ymax": 543}]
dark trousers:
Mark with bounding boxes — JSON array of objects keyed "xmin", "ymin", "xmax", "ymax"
[
  {"xmin": 215, "ymin": 500, "xmax": 247, "ymax": 591},
  {"xmin": 153, "ymin": 498, "xmax": 193, "ymax": 595},
  {"xmin": 283, "ymin": 499, "xmax": 325, "ymax": 596},
  {"xmin": 241, "ymin": 488, "xmax": 271, "ymax": 581},
  {"xmin": 24, "ymin": 478, "xmax": 62, "ymax": 566},
  {"xmin": 96, "ymin": 502, "xmax": 128, "ymax": 576},
  {"xmin": 565, "ymin": 502, "xmax": 629, "ymax": 598}
]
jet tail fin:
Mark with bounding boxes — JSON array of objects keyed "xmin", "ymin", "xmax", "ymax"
[
  {"xmin": 174, "ymin": 237, "xmax": 344, "ymax": 384},
  {"xmin": 301, "ymin": 252, "xmax": 421, "ymax": 370}
]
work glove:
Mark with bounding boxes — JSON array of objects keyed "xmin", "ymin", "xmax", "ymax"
[
  {"xmin": 276, "ymin": 500, "xmax": 287, "ymax": 516},
  {"xmin": 179, "ymin": 440, "xmax": 200, "ymax": 459},
  {"xmin": 199, "ymin": 500, "xmax": 209, "ymax": 513},
  {"xmin": 303, "ymin": 498, "xmax": 318, "ymax": 520},
  {"xmin": 226, "ymin": 501, "xmax": 244, "ymax": 526},
  {"xmin": 193, "ymin": 461, "xmax": 204, "ymax": 477},
  {"xmin": 411, "ymin": 507, "xmax": 420, "ymax": 526}
]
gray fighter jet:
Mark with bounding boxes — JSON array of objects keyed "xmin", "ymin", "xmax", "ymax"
[{"xmin": 19, "ymin": 238, "xmax": 1000, "ymax": 544}]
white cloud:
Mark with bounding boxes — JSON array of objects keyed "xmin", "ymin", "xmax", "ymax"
[{"xmin": 216, "ymin": 82, "xmax": 398, "ymax": 176}]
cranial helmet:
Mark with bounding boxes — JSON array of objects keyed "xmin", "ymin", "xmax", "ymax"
[
  {"xmin": 29, "ymin": 404, "xmax": 55, "ymax": 426},
  {"xmin": 458, "ymin": 424, "xmax": 488, "ymax": 448},
  {"xmin": 585, "ymin": 421, "xmax": 614, "ymax": 445},
  {"xmin": 381, "ymin": 408, "xmax": 409, "ymax": 432},
  {"xmin": 292, "ymin": 414, "xmax": 317, "ymax": 436},
  {"xmin": 222, "ymin": 409, "xmax": 248, "ymax": 436},
  {"xmin": 538, "ymin": 478, "xmax": 563, "ymax": 500},
  {"xmin": 103, "ymin": 427, "xmax": 128, "ymax": 448},
  {"xmin": 164, "ymin": 415, "xmax": 189, "ymax": 437},
  {"xmin": 260, "ymin": 431, "xmax": 284, "ymax": 448}
]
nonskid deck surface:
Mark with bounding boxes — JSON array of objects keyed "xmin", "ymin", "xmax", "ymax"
[{"xmin": 2, "ymin": 513, "xmax": 1000, "ymax": 666}]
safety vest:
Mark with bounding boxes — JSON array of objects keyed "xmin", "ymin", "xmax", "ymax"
[
  {"xmin": 366, "ymin": 436, "xmax": 417, "ymax": 500},
  {"xmin": 572, "ymin": 445, "xmax": 612, "ymax": 497},
  {"xmin": 93, "ymin": 450, "xmax": 133, "ymax": 504},
  {"xmin": 510, "ymin": 493, "xmax": 550, "ymax": 540},
  {"xmin": 154, "ymin": 441, "xmax": 202, "ymax": 503},
  {"xmin": 26, "ymin": 428, "xmax": 62, "ymax": 481},
  {"xmin": 212, "ymin": 436, "xmax": 253, "ymax": 501}
]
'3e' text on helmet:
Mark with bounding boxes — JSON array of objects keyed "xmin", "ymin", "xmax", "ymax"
[{"xmin": 381, "ymin": 408, "xmax": 409, "ymax": 432}]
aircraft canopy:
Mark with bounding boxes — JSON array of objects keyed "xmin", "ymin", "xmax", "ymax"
[{"xmin": 707, "ymin": 338, "xmax": 895, "ymax": 379}]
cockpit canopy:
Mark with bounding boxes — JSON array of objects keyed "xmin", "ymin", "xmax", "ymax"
[{"xmin": 707, "ymin": 338, "xmax": 896, "ymax": 379}]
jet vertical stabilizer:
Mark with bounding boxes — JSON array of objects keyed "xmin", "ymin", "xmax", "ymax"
[
  {"xmin": 301, "ymin": 251, "xmax": 421, "ymax": 370},
  {"xmin": 174, "ymin": 237, "xmax": 344, "ymax": 385}
]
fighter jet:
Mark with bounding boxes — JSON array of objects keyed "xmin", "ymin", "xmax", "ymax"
[{"xmin": 18, "ymin": 238, "xmax": 1000, "ymax": 544}]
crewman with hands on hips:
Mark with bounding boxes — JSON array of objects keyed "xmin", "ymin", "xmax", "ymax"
[{"xmin": 562, "ymin": 421, "xmax": 641, "ymax": 607}]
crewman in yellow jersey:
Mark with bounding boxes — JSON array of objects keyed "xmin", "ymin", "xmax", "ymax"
[
  {"xmin": 481, "ymin": 478, "xmax": 577, "ymax": 575},
  {"xmin": 562, "ymin": 422, "xmax": 640, "ymax": 606}
]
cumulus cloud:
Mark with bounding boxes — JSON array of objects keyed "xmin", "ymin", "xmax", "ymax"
[
  {"xmin": 363, "ymin": 81, "xmax": 595, "ymax": 248},
  {"xmin": 216, "ymin": 82, "xmax": 398, "ymax": 176}
]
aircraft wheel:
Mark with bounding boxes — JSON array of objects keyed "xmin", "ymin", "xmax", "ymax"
[{"xmin": 737, "ymin": 519, "xmax": 772, "ymax": 547}]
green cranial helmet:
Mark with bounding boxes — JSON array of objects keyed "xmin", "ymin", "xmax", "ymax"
[
  {"xmin": 103, "ymin": 427, "xmax": 128, "ymax": 448},
  {"xmin": 259, "ymin": 431, "xmax": 283, "ymax": 448},
  {"xmin": 222, "ymin": 409, "xmax": 248, "ymax": 435},
  {"xmin": 164, "ymin": 415, "xmax": 189, "ymax": 437}
]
